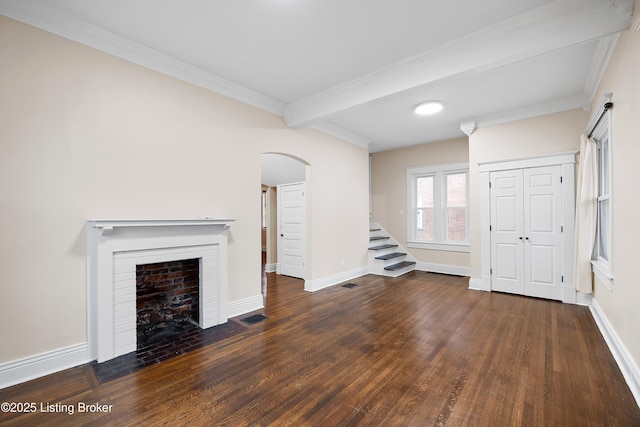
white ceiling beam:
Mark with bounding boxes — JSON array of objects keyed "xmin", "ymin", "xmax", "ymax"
[{"xmin": 283, "ymin": 0, "xmax": 633, "ymax": 129}]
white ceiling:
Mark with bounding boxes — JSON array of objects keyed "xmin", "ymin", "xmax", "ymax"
[{"xmin": 0, "ymin": 0, "xmax": 634, "ymax": 152}]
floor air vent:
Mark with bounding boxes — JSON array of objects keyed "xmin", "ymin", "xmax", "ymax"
[
  {"xmin": 342, "ymin": 283, "xmax": 359, "ymax": 289},
  {"xmin": 241, "ymin": 314, "xmax": 268, "ymax": 325}
]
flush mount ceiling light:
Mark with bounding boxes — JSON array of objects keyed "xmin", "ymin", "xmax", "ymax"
[{"xmin": 415, "ymin": 101, "xmax": 443, "ymax": 115}]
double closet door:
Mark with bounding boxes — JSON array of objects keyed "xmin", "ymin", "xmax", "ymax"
[{"xmin": 490, "ymin": 165, "xmax": 563, "ymax": 300}]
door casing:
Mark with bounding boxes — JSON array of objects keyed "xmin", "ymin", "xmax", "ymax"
[{"xmin": 478, "ymin": 152, "xmax": 576, "ymax": 304}]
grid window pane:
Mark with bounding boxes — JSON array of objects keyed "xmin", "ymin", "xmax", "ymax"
[
  {"xmin": 597, "ymin": 199, "xmax": 610, "ymax": 261},
  {"xmin": 416, "ymin": 176, "xmax": 434, "ymax": 241},
  {"xmin": 601, "ymin": 139, "xmax": 610, "ymax": 194},
  {"xmin": 446, "ymin": 173, "xmax": 466, "ymax": 206},
  {"xmin": 447, "ymin": 207, "xmax": 466, "ymax": 241},
  {"xmin": 416, "ymin": 176, "xmax": 434, "ymax": 208},
  {"xmin": 597, "ymin": 145, "xmax": 603, "ymax": 194},
  {"xmin": 446, "ymin": 173, "xmax": 467, "ymax": 241},
  {"xmin": 416, "ymin": 208, "xmax": 433, "ymax": 240},
  {"xmin": 595, "ymin": 133, "xmax": 611, "ymax": 264}
]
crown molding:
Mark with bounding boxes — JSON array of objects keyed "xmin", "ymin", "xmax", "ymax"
[
  {"xmin": 583, "ymin": 34, "xmax": 620, "ymax": 103},
  {"xmin": 1, "ymin": 0, "xmax": 632, "ymax": 152},
  {"xmin": 284, "ymin": 0, "xmax": 633, "ymax": 128},
  {"xmin": 458, "ymin": 45, "xmax": 614, "ymax": 134},
  {"xmin": 309, "ymin": 123, "xmax": 370, "ymax": 149},
  {"xmin": 463, "ymin": 94, "xmax": 591, "ymax": 131},
  {"xmin": 0, "ymin": 0, "xmax": 285, "ymax": 116},
  {"xmin": 0, "ymin": 0, "xmax": 381, "ymax": 150}
]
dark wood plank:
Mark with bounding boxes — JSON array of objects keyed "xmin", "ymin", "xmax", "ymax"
[{"xmin": 1, "ymin": 271, "xmax": 638, "ymax": 426}]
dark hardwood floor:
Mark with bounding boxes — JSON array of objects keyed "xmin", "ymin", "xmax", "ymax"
[{"xmin": 1, "ymin": 271, "xmax": 639, "ymax": 426}]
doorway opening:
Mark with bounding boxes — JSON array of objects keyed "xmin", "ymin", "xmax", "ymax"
[{"xmin": 260, "ymin": 153, "xmax": 309, "ymax": 296}]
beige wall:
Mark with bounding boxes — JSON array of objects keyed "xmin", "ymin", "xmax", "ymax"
[
  {"xmin": 0, "ymin": 17, "xmax": 369, "ymax": 364},
  {"xmin": 468, "ymin": 109, "xmax": 588, "ymax": 279},
  {"xmin": 370, "ymin": 137, "xmax": 470, "ymax": 268},
  {"xmin": 590, "ymin": 0, "xmax": 640, "ymax": 375}
]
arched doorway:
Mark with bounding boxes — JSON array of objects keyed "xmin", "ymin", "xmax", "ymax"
[{"xmin": 260, "ymin": 153, "xmax": 309, "ymax": 289}]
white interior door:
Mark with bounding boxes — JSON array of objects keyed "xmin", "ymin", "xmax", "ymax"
[
  {"xmin": 490, "ymin": 166, "xmax": 563, "ymax": 300},
  {"xmin": 523, "ymin": 166, "xmax": 563, "ymax": 300},
  {"xmin": 277, "ymin": 182, "xmax": 306, "ymax": 279},
  {"xmin": 490, "ymin": 169, "xmax": 525, "ymax": 295}
]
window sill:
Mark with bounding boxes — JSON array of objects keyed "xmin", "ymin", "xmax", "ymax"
[
  {"xmin": 591, "ymin": 259, "xmax": 613, "ymax": 290},
  {"xmin": 407, "ymin": 241, "xmax": 470, "ymax": 253}
]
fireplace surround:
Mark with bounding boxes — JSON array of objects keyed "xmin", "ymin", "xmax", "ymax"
[{"xmin": 86, "ymin": 219, "xmax": 234, "ymax": 363}]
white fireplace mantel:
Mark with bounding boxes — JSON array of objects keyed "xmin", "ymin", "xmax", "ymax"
[
  {"xmin": 89, "ymin": 218, "xmax": 235, "ymax": 235},
  {"xmin": 86, "ymin": 218, "xmax": 235, "ymax": 362}
]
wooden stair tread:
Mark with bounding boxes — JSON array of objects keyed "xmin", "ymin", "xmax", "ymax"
[
  {"xmin": 375, "ymin": 252, "xmax": 407, "ymax": 260},
  {"xmin": 369, "ymin": 236, "xmax": 390, "ymax": 241},
  {"xmin": 384, "ymin": 261, "xmax": 416, "ymax": 271},
  {"xmin": 369, "ymin": 244, "xmax": 398, "ymax": 251}
]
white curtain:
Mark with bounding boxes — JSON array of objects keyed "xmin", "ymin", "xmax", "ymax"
[{"xmin": 573, "ymin": 134, "xmax": 598, "ymax": 293}]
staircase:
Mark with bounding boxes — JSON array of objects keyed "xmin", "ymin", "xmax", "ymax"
[{"xmin": 368, "ymin": 222, "xmax": 416, "ymax": 277}]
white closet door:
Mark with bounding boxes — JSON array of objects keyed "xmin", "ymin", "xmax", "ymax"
[
  {"xmin": 523, "ymin": 166, "xmax": 563, "ymax": 300},
  {"xmin": 490, "ymin": 169, "xmax": 525, "ymax": 295},
  {"xmin": 490, "ymin": 166, "xmax": 563, "ymax": 300}
]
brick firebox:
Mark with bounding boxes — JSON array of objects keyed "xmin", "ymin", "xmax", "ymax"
[{"xmin": 136, "ymin": 258, "xmax": 200, "ymax": 340}]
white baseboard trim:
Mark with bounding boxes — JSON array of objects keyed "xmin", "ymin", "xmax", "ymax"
[
  {"xmin": 468, "ymin": 275, "xmax": 492, "ymax": 291},
  {"xmin": 228, "ymin": 294, "xmax": 264, "ymax": 319},
  {"xmin": 468, "ymin": 277, "xmax": 483, "ymax": 291},
  {"xmin": 469, "ymin": 276, "xmax": 491, "ymax": 292},
  {"xmin": 0, "ymin": 296, "xmax": 265, "ymax": 390},
  {"xmin": 576, "ymin": 292, "xmax": 592, "ymax": 306},
  {"xmin": 415, "ymin": 262, "xmax": 470, "ymax": 277},
  {"xmin": 590, "ymin": 299, "xmax": 640, "ymax": 408},
  {"xmin": 304, "ymin": 267, "xmax": 368, "ymax": 292},
  {"xmin": 264, "ymin": 263, "xmax": 277, "ymax": 273},
  {"xmin": 0, "ymin": 343, "xmax": 90, "ymax": 390}
]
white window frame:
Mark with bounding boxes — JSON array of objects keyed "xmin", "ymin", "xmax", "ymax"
[
  {"xmin": 590, "ymin": 106, "xmax": 613, "ymax": 287},
  {"xmin": 407, "ymin": 162, "xmax": 470, "ymax": 252}
]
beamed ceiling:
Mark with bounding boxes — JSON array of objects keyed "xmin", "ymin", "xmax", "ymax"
[{"xmin": 0, "ymin": 0, "xmax": 635, "ymax": 152}]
